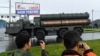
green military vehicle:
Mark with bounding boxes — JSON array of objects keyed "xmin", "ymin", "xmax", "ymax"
[{"xmin": 5, "ymin": 12, "xmax": 90, "ymax": 42}]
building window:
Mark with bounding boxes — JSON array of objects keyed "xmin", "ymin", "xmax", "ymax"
[
  {"xmin": 7, "ymin": 16, "xmax": 9, "ymax": 18},
  {"xmin": 1, "ymin": 16, "xmax": 4, "ymax": 18},
  {"xmin": 12, "ymin": 16, "xmax": 16, "ymax": 18}
]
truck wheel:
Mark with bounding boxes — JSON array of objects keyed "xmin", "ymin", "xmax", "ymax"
[
  {"xmin": 35, "ymin": 30, "xmax": 45, "ymax": 40},
  {"xmin": 56, "ymin": 36, "xmax": 62, "ymax": 43},
  {"xmin": 74, "ymin": 28, "xmax": 82, "ymax": 36},
  {"xmin": 19, "ymin": 30, "xmax": 30, "ymax": 36},
  {"xmin": 58, "ymin": 29, "xmax": 68, "ymax": 38}
]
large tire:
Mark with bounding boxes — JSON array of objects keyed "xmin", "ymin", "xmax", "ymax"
[
  {"xmin": 19, "ymin": 30, "xmax": 30, "ymax": 36},
  {"xmin": 35, "ymin": 30, "xmax": 45, "ymax": 40},
  {"xmin": 57, "ymin": 29, "xmax": 68, "ymax": 38},
  {"xmin": 74, "ymin": 28, "xmax": 83, "ymax": 36}
]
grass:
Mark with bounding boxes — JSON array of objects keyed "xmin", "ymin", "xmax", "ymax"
[
  {"xmin": 0, "ymin": 39, "xmax": 100, "ymax": 56},
  {"xmin": 84, "ymin": 28, "xmax": 100, "ymax": 32}
]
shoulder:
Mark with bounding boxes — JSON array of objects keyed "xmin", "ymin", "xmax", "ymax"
[
  {"xmin": 8, "ymin": 49, "xmax": 32, "ymax": 56},
  {"xmin": 8, "ymin": 52, "xmax": 14, "ymax": 56},
  {"xmin": 16, "ymin": 49, "xmax": 32, "ymax": 56},
  {"xmin": 62, "ymin": 50, "xmax": 81, "ymax": 56},
  {"xmin": 22, "ymin": 52, "xmax": 32, "ymax": 56},
  {"xmin": 83, "ymin": 49, "xmax": 96, "ymax": 56}
]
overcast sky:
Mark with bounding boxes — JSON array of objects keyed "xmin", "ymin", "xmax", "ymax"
[{"xmin": 0, "ymin": 0, "xmax": 100, "ymax": 20}]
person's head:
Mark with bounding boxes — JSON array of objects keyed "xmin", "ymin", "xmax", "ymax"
[
  {"xmin": 62, "ymin": 31, "xmax": 82, "ymax": 50},
  {"xmin": 15, "ymin": 31, "xmax": 32, "ymax": 51}
]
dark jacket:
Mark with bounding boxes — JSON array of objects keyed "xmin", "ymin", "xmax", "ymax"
[
  {"xmin": 62, "ymin": 49, "xmax": 96, "ymax": 56},
  {"xmin": 42, "ymin": 50, "xmax": 48, "ymax": 56},
  {"xmin": 8, "ymin": 49, "xmax": 48, "ymax": 56}
]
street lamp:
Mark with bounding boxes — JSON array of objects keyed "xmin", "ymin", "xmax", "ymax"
[
  {"xmin": 92, "ymin": 10, "xmax": 94, "ymax": 29},
  {"xmin": 9, "ymin": 0, "xmax": 11, "ymax": 22},
  {"xmin": 92, "ymin": 9, "xmax": 94, "ymax": 39}
]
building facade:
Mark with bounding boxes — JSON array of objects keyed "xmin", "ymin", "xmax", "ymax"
[{"xmin": 0, "ymin": 13, "xmax": 20, "ymax": 22}]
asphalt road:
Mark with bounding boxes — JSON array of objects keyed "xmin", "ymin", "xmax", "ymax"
[{"xmin": 0, "ymin": 28, "xmax": 100, "ymax": 53}]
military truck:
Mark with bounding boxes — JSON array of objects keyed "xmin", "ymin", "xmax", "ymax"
[{"xmin": 5, "ymin": 12, "xmax": 90, "ymax": 42}]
